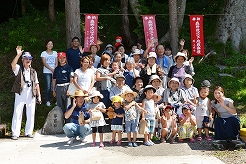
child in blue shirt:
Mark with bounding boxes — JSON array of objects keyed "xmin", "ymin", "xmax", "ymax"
[{"xmin": 109, "ymin": 96, "xmax": 125, "ymax": 146}]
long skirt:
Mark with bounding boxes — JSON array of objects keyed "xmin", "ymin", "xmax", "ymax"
[{"xmin": 214, "ymin": 116, "xmax": 240, "ymax": 140}]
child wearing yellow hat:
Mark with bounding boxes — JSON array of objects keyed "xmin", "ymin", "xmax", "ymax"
[{"xmin": 109, "ymin": 96, "xmax": 125, "ymax": 146}]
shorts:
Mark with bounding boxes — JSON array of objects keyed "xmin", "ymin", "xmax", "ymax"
[
  {"xmin": 146, "ymin": 119, "xmax": 155, "ymax": 134},
  {"xmin": 125, "ymin": 119, "xmax": 138, "ymax": 133},
  {"xmin": 196, "ymin": 116, "xmax": 210, "ymax": 128},
  {"xmin": 111, "ymin": 125, "xmax": 123, "ymax": 131}
]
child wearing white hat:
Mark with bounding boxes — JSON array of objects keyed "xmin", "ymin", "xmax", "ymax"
[{"xmin": 88, "ymin": 90, "xmax": 106, "ymax": 147}]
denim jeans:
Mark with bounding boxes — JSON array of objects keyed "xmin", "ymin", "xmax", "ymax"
[
  {"xmin": 43, "ymin": 73, "xmax": 52, "ymax": 102},
  {"xmin": 101, "ymin": 90, "xmax": 110, "ymax": 108},
  {"xmin": 63, "ymin": 123, "xmax": 91, "ymax": 139}
]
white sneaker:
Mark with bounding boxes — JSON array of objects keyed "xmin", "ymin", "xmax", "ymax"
[
  {"xmin": 67, "ymin": 137, "xmax": 75, "ymax": 145},
  {"xmin": 46, "ymin": 101, "xmax": 51, "ymax": 107},
  {"xmin": 79, "ymin": 137, "xmax": 87, "ymax": 143}
]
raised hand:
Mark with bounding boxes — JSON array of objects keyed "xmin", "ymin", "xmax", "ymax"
[{"xmin": 16, "ymin": 46, "xmax": 24, "ymax": 56}]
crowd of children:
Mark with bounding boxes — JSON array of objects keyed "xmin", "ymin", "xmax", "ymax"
[{"xmin": 39, "ymin": 36, "xmax": 218, "ymax": 147}]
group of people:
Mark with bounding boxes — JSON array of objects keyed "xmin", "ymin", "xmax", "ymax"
[{"xmin": 10, "ymin": 36, "xmax": 240, "ymax": 149}]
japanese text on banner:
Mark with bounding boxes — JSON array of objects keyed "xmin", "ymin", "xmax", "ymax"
[
  {"xmin": 84, "ymin": 14, "xmax": 98, "ymax": 52},
  {"xmin": 142, "ymin": 15, "xmax": 158, "ymax": 52},
  {"xmin": 190, "ymin": 15, "xmax": 204, "ymax": 56}
]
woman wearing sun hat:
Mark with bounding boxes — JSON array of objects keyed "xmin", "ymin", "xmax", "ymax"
[
  {"xmin": 168, "ymin": 52, "xmax": 192, "ymax": 87},
  {"xmin": 63, "ymin": 90, "xmax": 91, "ymax": 145},
  {"xmin": 139, "ymin": 52, "xmax": 164, "ymax": 87}
]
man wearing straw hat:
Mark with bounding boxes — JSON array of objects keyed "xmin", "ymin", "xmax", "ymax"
[{"xmin": 63, "ymin": 90, "xmax": 91, "ymax": 145}]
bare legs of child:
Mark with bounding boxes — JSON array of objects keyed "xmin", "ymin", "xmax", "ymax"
[
  {"xmin": 110, "ymin": 130, "xmax": 122, "ymax": 146},
  {"xmin": 144, "ymin": 133, "xmax": 154, "ymax": 146},
  {"xmin": 127, "ymin": 132, "xmax": 138, "ymax": 147}
]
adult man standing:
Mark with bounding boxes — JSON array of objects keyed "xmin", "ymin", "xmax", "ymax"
[
  {"xmin": 63, "ymin": 90, "xmax": 91, "ymax": 145},
  {"xmin": 66, "ymin": 37, "xmax": 85, "ymax": 71},
  {"xmin": 11, "ymin": 46, "xmax": 41, "ymax": 140}
]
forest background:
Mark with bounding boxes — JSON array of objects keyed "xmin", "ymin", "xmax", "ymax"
[{"xmin": 0, "ymin": 0, "xmax": 246, "ymax": 133}]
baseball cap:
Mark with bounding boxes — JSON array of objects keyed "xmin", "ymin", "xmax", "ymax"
[
  {"xmin": 57, "ymin": 52, "xmax": 66, "ymax": 58},
  {"xmin": 22, "ymin": 52, "xmax": 33, "ymax": 60}
]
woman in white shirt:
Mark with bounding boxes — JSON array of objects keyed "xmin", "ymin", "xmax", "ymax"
[
  {"xmin": 73, "ymin": 56, "xmax": 95, "ymax": 95},
  {"xmin": 41, "ymin": 40, "xmax": 57, "ymax": 106}
]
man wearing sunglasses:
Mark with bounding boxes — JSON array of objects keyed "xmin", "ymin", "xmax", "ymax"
[{"xmin": 10, "ymin": 46, "xmax": 41, "ymax": 140}]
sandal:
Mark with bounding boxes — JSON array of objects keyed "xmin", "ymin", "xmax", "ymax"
[
  {"xmin": 160, "ymin": 138, "xmax": 166, "ymax": 143},
  {"xmin": 109, "ymin": 139, "xmax": 115, "ymax": 144},
  {"xmin": 91, "ymin": 142, "xmax": 96, "ymax": 147},
  {"xmin": 197, "ymin": 136, "xmax": 202, "ymax": 141},
  {"xmin": 178, "ymin": 139, "xmax": 184, "ymax": 142},
  {"xmin": 190, "ymin": 138, "xmax": 196, "ymax": 143},
  {"xmin": 116, "ymin": 140, "xmax": 122, "ymax": 146},
  {"xmin": 99, "ymin": 142, "xmax": 104, "ymax": 148}
]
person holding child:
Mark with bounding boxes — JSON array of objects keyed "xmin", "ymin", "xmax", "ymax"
[
  {"xmin": 196, "ymin": 86, "xmax": 212, "ymax": 141},
  {"xmin": 109, "ymin": 96, "xmax": 125, "ymax": 146},
  {"xmin": 88, "ymin": 90, "xmax": 106, "ymax": 147},
  {"xmin": 142, "ymin": 85, "xmax": 156, "ymax": 146},
  {"xmin": 121, "ymin": 89, "xmax": 146, "ymax": 147},
  {"xmin": 178, "ymin": 104, "xmax": 197, "ymax": 143},
  {"xmin": 160, "ymin": 105, "xmax": 177, "ymax": 143}
]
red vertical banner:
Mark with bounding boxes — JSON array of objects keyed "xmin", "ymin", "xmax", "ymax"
[
  {"xmin": 142, "ymin": 15, "xmax": 158, "ymax": 52},
  {"xmin": 84, "ymin": 14, "xmax": 98, "ymax": 52},
  {"xmin": 190, "ymin": 15, "xmax": 204, "ymax": 56}
]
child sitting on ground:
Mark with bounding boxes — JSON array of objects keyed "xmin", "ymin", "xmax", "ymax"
[
  {"xmin": 142, "ymin": 85, "xmax": 156, "ymax": 146},
  {"xmin": 196, "ymin": 87, "xmax": 212, "ymax": 141},
  {"xmin": 109, "ymin": 96, "xmax": 125, "ymax": 146},
  {"xmin": 88, "ymin": 90, "xmax": 107, "ymax": 147},
  {"xmin": 160, "ymin": 105, "xmax": 177, "ymax": 143},
  {"xmin": 178, "ymin": 104, "xmax": 197, "ymax": 143},
  {"xmin": 121, "ymin": 89, "xmax": 146, "ymax": 147}
]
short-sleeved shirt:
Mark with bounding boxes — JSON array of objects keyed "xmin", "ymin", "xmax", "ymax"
[
  {"xmin": 53, "ymin": 64, "xmax": 74, "ymax": 84},
  {"xmin": 162, "ymin": 88, "xmax": 186, "ymax": 105},
  {"xmin": 211, "ymin": 98, "xmax": 236, "ymax": 118},
  {"xmin": 66, "ymin": 47, "xmax": 82, "ymax": 71},
  {"xmin": 143, "ymin": 98, "xmax": 155, "ymax": 120},
  {"xmin": 109, "ymin": 85, "xmax": 131, "ymax": 100},
  {"xmin": 74, "ymin": 68, "xmax": 94, "ymax": 91},
  {"xmin": 67, "ymin": 102, "xmax": 90, "ymax": 125},
  {"xmin": 88, "ymin": 102, "xmax": 106, "ymax": 127},
  {"xmin": 96, "ymin": 66, "xmax": 112, "ymax": 91},
  {"xmin": 111, "ymin": 107, "xmax": 125, "ymax": 125},
  {"xmin": 124, "ymin": 102, "xmax": 139, "ymax": 121},
  {"xmin": 181, "ymin": 86, "xmax": 199, "ymax": 102},
  {"xmin": 40, "ymin": 51, "xmax": 57, "ymax": 73}
]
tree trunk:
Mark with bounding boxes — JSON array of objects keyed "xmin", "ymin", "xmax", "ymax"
[
  {"xmin": 215, "ymin": 0, "xmax": 246, "ymax": 51},
  {"xmin": 65, "ymin": 0, "xmax": 81, "ymax": 48},
  {"xmin": 129, "ymin": 0, "xmax": 141, "ymax": 24},
  {"xmin": 168, "ymin": 0, "xmax": 179, "ymax": 56},
  {"xmin": 21, "ymin": 0, "xmax": 26, "ymax": 16},
  {"xmin": 49, "ymin": 0, "xmax": 56, "ymax": 21},
  {"xmin": 159, "ymin": 0, "xmax": 186, "ymax": 51},
  {"xmin": 120, "ymin": 0, "xmax": 133, "ymax": 47}
]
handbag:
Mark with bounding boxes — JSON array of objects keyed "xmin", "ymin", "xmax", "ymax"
[
  {"xmin": 138, "ymin": 119, "xmax": 149, "ymax": 134},
  {"xmin": 67, "ymin": 82, "xmax": 78, "ymax": 96},
  {"xmin": 91, "ymin": 109, "xmax": 101, "ymax": 121}
]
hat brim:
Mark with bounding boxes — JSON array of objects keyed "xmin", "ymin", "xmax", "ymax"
[
  {"xmin": 174, "ymin": 55, "xmax": 187, "ymax": 62},
  {"xmin": 90, "ymin": 94, "xmax": 104, "ymax": 99},
  {"xmin": 89, "ymin": 44, "xmax": 100, "ymax": 52},
  {"xmin": 121, "ymin": 91, "xmax": 138, "ymax": 99},
  {"xmin": 143, "ymin": 86, "xmax": 156, "ymax": 93},
  {"xmin": 153, "ymin": 94, "xmax": 162, "ymax": 102}
]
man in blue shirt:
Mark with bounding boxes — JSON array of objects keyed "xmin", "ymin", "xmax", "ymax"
[
  {"xmin": 66, "ymin": 37, "xmax": 85, "ymax": 71},
  {"xmin": 63, "ymin": 89, "xmax": 91, "ymax": 145}
]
